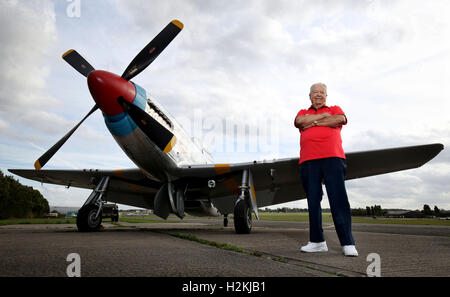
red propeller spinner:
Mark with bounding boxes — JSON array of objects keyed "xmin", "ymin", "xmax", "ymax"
[{"xmin": 87, "ymin": 70, "xmax": 135, "ymax": 116}]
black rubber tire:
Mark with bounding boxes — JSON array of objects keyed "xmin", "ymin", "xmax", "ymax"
[
  {"xmin": 76, "ymin": 205, "xmax": 102, "ymax": 232},
  {"xmin": 234, "ymin": 200, "xmax": 252, "ymax": 234}
]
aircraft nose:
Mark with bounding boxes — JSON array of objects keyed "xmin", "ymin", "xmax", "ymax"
[{"xmin": 87, "ymin": 70, "xmax": 136, "ymax": 116}]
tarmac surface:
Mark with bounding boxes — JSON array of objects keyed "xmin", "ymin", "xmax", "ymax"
[{"xmin": 0, "ymin": 218, "xmax": 449, "ymax": 277}]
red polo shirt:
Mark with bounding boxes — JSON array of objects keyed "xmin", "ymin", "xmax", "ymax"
[{"xmin": 296, "ymin": 105, "xmax": 347, "ymax": 164}]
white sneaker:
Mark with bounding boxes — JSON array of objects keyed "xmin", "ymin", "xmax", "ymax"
[
  {"xmin": 342, "ymin": 245, "xmax": 358, "ymax": 257},
  {"xmin": 300, "ymin": 241, "xmax": 328, "ymax": 253}
]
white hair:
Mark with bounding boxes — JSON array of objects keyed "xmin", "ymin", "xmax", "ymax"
[{"xmin": 310, "ymin": 82, "xmax": 327, "ymax": 94}]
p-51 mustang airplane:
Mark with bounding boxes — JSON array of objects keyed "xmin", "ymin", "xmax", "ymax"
[{"xmin": 9, "ymin": 20, "xmax": 444, "ymax": 234}]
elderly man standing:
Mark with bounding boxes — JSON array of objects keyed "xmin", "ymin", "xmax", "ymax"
[{"xmin": 294, "ymin": 83, "xmax": 358, "ymax": 257}]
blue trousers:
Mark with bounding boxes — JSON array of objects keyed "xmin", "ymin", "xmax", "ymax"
[{"xmin": 300, "ymin": 157, "xmax": 355, "ymax": 246}]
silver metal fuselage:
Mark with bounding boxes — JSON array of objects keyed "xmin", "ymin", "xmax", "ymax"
[{"xmin": 105, "ymin": 88, "xmax": 213, "ymax": 182}]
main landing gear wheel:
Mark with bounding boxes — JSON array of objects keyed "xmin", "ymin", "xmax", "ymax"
[
  {"xmin": 76, "ymin": 204, "xmax": 102, "ymax": 232},
  {"xmin": 234, "ymin": 200, "xmax": 252, "ymax": 234}
]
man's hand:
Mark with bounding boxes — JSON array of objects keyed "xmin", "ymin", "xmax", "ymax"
[
  {"xmin": 301, "ymin": 122, "xmax": 316, "ymax": 130},
  {"xmin": 295, "ymin": 113, "xmax": 331, "ymax": 130}
]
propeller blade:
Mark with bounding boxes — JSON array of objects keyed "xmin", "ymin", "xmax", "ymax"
[
  {"xmin": 34, "ymin": 105, "xmax": 99, "ymax": 170},
  {"xmin": 117, "ymin": 97, "xmax": 176, "ymax": 153},
  {"xmin": 121, "ymin": 20, "xmax": 183, "ymax": 81},
  {"xmin": 62, "ymin": 49, "xmax": 95, "ymax": 77}
]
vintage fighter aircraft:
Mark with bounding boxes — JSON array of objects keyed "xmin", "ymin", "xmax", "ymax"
[{"xmin": 8, "ymin": 20, "xmax": 444, "ymax": 233}]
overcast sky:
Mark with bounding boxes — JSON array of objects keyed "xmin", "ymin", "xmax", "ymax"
[{"xmin": 1, "ymin": 0, "xmax": 449, "ymax": 211}]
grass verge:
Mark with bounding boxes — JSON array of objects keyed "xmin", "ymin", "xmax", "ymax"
[
  {"xmin": 258, "ymin": 212, "xmax": 450, "ymax": 226},
  {"xmin": 1, "ymin": 213, "xmax": 448, "ymax": 226},
  {"xmin": 0, "ymin": 218, "xmax": 76, "ymax": 226}
]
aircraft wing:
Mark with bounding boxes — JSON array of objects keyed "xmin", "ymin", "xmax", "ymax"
[
  {"xmin": 8, "ymin": 143, "xmax": 443, "ymax": 213},
  {"xmin": 7, "ymin": 168, "xmax": 161, "ymax": 209},
  {"xmin": 174, "ymin": 143, "xmax": 444, "ymax": 214}
]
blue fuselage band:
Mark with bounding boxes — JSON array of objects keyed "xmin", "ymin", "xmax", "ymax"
[{"xmin": 104, "ymin": 82, "xmax": 147, "ymax": 137}]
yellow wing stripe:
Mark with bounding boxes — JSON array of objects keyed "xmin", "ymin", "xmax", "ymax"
[
  {"xmin": 114, "ymin": 170, "xmax": 147, "ymax": 193},
  {"xmin": 214, "ymin": 164, "xmax": 231, "ymax": 175},
  {"xmin": 113, "ymin": 169, "xmax": 126, "ymax": 179},
  {"xmin": 223, "ymin": 178, "xmax": 240, "ymax": 195}
]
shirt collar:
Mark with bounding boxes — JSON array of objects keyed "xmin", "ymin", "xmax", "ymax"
[{"xmin": 308, "ymin": 104, "xmax": 329, "ymax": 111}]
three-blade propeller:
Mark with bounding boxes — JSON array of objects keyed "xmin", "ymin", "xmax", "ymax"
[{"xmin": 34, "ymin": 20, "xmax": 183, "ymax": 170}]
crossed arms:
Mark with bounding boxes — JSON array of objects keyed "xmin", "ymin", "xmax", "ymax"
[{"xmin": 294, "ymin": 113, "xmax": 347, "ymax": 130}]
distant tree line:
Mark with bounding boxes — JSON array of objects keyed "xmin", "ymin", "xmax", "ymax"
[
  {"xmin": 263, "ymin": 204, "xmax": 448, "ymax": 217},
  {"xmin": 351, "ymin": 205, "xmax": 384, "ymax": 217},
  {"xmin": 422, "ymin": 204, "xmax": 448, "ymax": 217},
  {"xmin": 0, "ymin": 170, "xmax": 49, "ymax": 219}
]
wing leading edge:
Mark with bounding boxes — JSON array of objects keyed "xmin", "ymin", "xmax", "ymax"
[
  {"xmin": 7, "ymin": 168, "xmax": 160, "ymax": 209},
  {"xmin": 173, "ymin": 143, "xmax": 444, "ymax": 213},
  {"xmin": 8, "ymin": 143, "xmax": 443, "ymax": 212},
  {"xmin": 345, "ymin": 143, "xmax": 444, "ymax": 180}
]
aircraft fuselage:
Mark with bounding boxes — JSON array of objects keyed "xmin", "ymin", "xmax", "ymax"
[{"xmin": 87, "ymin": 70, "xmax": 212, "ymax": 182}]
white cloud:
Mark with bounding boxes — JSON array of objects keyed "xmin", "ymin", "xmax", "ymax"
[
  {"xmin": 0, "ymin": 0, "xmax": 62, "ymax": 139},
  {"xmin": 1, "ymin": 0, "xmax": 449, "ymax": 209}
]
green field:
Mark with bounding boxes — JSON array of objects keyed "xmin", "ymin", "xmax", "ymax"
[
  {"xmin": 1, "ymin": 212, "xmax": 449, "ymax": 226},
  {"xmin": 258, "ymin": 212, "xmax": 450, "ymax": 226},
  {"xmin": 0, "ymin": 218, "xmax": 77, "ymax": 226}
]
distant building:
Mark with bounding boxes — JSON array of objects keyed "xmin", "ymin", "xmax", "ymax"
[{"xmin": 385, "ymin": 210, "xmax": 424, "ymax": 218}]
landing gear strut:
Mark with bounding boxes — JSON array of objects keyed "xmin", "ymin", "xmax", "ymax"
[
  {"xmin": 76, "ymin": 176, "xmax": 110, "ymax": 232},
  {"xmin": 233, "ymin": 169, "xmax": 258, "ymax": 234}
]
